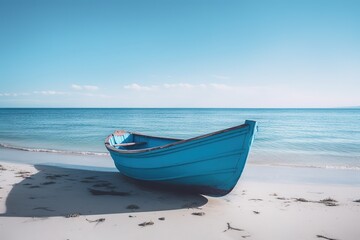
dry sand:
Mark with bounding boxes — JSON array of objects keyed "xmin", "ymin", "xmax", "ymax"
[{"xmin": 0, "ymin": 161, "xmax": 359, "ymax": 240}]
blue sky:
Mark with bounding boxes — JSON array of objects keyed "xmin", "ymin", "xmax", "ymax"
[{"xmin": 1, "ymin": 0, "xmax": 359, "ymax": 107}]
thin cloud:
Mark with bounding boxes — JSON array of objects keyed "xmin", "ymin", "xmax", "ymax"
[
  {"xmin": 0, "ymin": 93, "xmax": 15, "ymax": 97},
  {"xmin": 163, "ymin": 83, "xmax": 195, "ymax": 89},
  {"xmin": 124, "ymin": 83, "xmax": 235, "ymax": 91},
  {"xmin": 0, "ymin": 92, "xmax": 30, "ymax": 97},
  {"xmin": 209, "ymin": 83, "xmax": 234, "ymax": 90},
  {"xmin": 1, "ymin": 91, "xmax": 66, "ymax": 97},
  {"xmin": 71, "ymin": 84, "xmax": 82, "ymax": 90},
  {"xmin": 124, "ymin": 83, "xmax": 157, "ymax": 91},
  {"xmin": 84, "ymin": 85, "xmax": 99, "ymax": 91},
  {"xmin": 71, "ymin": 84, "xmax": 99, "ymax": 91},
  {"xmin": 33, "ymin": 90, "xmax": 109, "ymax": 98},
  {"xmin": 33, "ymin": 91, "xmax": 68, "ymax": 95},
  {"xmin": 1, "ymin": 90, "xmax": 108, "ymax": 99}
]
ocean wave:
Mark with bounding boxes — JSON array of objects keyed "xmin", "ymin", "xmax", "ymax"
[
  {"xmin": 324, "ymin": 165, "xmax": 360, "ymax": 171},
  {"xmin": 0, "ymin": 143, "xmax": 109, "ymax": 156},
  {"xmin": 249, "ymin": 162, "xmax": 360, "ymax": 171}
]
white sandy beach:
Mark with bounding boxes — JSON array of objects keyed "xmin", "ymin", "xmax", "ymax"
[{"xmin": 1, "ymin": 161, "xmax": 359, "ymax": 240}]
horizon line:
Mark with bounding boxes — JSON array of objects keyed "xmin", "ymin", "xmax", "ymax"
[{"xmin": 0, "ymin": 106, "xmax": 359, "ymax": 109}]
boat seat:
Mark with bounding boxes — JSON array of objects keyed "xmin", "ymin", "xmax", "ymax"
[{"xmin": 113, "ymin": 142, "xmax": 146, "ymax": 147}]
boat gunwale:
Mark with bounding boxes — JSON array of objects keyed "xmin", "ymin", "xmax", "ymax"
[
  {"xmin": 105, "ymin": 122, "xmax": 251, "ymax": 154},
  {"xmin": 131, "ymin": 132, "xmax": 183, "ymax": 141}
]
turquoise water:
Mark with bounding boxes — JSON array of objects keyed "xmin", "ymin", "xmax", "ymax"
[{"xmin": 0, "ymin": 108, "xmax": 359, "ymax": 170}]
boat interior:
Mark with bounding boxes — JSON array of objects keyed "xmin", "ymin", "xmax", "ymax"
[{"xmin": 110, "ymin": 132, "xmax": 182, "ymax": 150}]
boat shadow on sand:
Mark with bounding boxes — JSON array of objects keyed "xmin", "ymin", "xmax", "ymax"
[{"xmin": 1, "ymin": 164, "xmax": 208, "ymax": 217}]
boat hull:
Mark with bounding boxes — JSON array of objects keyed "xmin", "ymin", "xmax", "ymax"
[{"xmin": 106, "ymin": 120, "xmax": 256, "ymax": 196}]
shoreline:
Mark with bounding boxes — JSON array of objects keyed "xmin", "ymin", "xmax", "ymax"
[
  {"xmin": 1, "ymin": 146, "xmax": 360, "ymax": 187},
  {"xmin": 2, "ymin": 143, "xmax": 360, "ymax": 170},
  {"xmin": 1, "ymin": 161, "xmax": 360, "ymax": 240}
]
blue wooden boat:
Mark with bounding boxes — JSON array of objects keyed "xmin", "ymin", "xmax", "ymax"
[{"xmin": 105, "ymin": 120, "xmax": 256, "ymax": 196}]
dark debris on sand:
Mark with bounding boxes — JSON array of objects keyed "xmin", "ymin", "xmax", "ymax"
[
  {"xmin": 294, "ymin": 198, "xmax": 310, "ymax": 202},
  {"xmin": 86, "ymin": 218, "xmax": 105, "ymax": 223},
  {"xmin": 182, "ymin": 202, "xmax": 201, "ymax": 209},
  {"xmin": 16, "ymin": 171, "xmax": 31, "ymax": 175},
  {"xmin": 92, "ymin": 182, "xmax": 115, "ymax": 189},
  {"xmin": 253, "ymin": 211, "xmax": 260, "ymax": 214},
  {"xmin": 223, "ymin": 223, "xmax": 244, "ymax": 232},
  {"xmin": 84, "ymin": 176, "xmax": 98, "ymax": 180},
  {"xmin": 249, "ymin": 198, "xmax": 263, "ymax": 201},
  {"xmin": 81, "ymin": 180, "xmax": 95, "ymax": 183},
  {"xmin": 316, "ymin": 234, "xmax": 338, "ymax": 240},
  {"xmin": 353, "ymin": 199, "xmax": 360, "ymax": 203},
  {"xmin": 294, "ymin": 197, "xmax": 339, "ymax": 206},
  {"xmin": 88, "ymin": 188, "xmax": 131, "ymax": 196},
  {"xmin": 191, "ymin": 212, "xmax": 205, "ymax": 216},
  {"xmin": 158, "ymin": 217, "xmax": 165, "ymax": 221},
  {"xmin": 45, "ymin": 174, "xmax": 69, "ymax": 180},
  {"xmin": 0, "ymin": 165, "xmax": 6, "ymax": 171},
  {"xmin": 41, "ymin": 181, "xmax": 56, "ymax": 185},
  {"xmin": 138, "ymin": 221, "xmax": 154, "ymax": 227},
  {"xmin": 319, "ymin": 198, "xmax": 338, "ymax": 207},
  {"xmin": 15, "ymin": 171, "xmax": 32, "ymax": 178},
  {"xmin": 126, "ymin": 204, "xmax": 140, "ymax": 210},
  {"xmin": 65, "ymin": 213, "xmax": 81, "ymax": 218},
  {"xmin": 33, "ymin": 207, "xmax": 55, "ymax": 212},
  {"xmin": 81, "ymin": 177, "xmax": 106, "ymax": 184}
]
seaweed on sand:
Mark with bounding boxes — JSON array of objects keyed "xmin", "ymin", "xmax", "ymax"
[
  {"xmin": 319, "ymin": 198, "xmax": 338, "ymax": 207},
  {"xmin": 223, "ymin": 223, "xmax": 244, "ymax": 232},
  {"xmin": 191, "ymin": 212, "xmax": 205, "ymax": 216},
  {"xmin": 316, "ymin": 234, "xmax": 338, "ymax": 240},
  {"xmin": 65, "ymin": 213, "xmax": 81, "ymax": 218},
  {"xmin": 294, "ymin": 198, "xmax": 310, "ymax": 202},
  {"xmin": 138, "ymin": 221, "xmax": 154, "ymax": 227},
  {"xmin": 86, "ymin": 218, "xmax": 105, "ymax": 224}
]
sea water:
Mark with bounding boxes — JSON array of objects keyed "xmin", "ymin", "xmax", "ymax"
[{"xmin": 0, "ymin": 108, "xmax": 359, "ymax": 172}]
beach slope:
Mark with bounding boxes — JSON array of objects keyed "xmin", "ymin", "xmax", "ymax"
[{"xmin": 0, "ymin": 161, "xmax": 359, "ymax": 240}]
